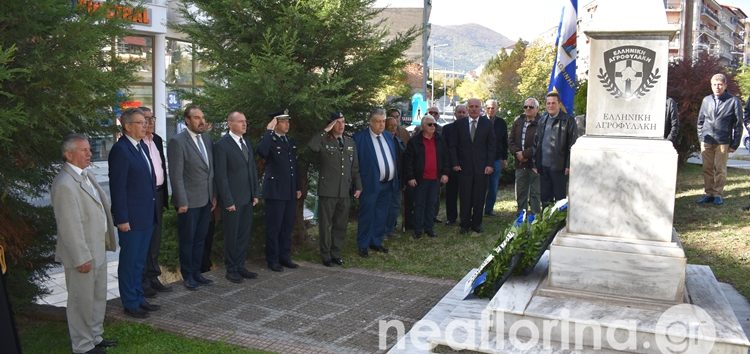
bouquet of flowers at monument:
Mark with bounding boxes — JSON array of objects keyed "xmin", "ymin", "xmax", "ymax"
[{"xmin": 465, "ymin": 199, "xmax": 569, "ymax": 299}]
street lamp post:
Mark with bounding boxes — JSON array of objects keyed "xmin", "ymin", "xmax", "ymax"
[{"xmin": 431, "ymin": 43, "xmax": 448, "ymax": 106}]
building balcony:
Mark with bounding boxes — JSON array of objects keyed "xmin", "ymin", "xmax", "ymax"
[{"xmin": 701, "ymin": 6, "xmax": 721, "ymax": 25}]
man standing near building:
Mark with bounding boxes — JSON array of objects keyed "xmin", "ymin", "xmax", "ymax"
[
  {"xmin": 53, "ymin": 134, "xmax": 117, "ymax": 354},
  {"xmin": 139, "ymin": 107, "xmax": 171, "ymax": 297},
  {"xmin": 443, "ymin": 104, "xmax": 468, "ymax": 226},
  {"xmin": 257, "ymin": 110, "xmax": 302, "ymax": 272},
  {"xmin": 308, "ymin": 112, "xmax": 362, "ymax": 266},
  {"xmin": 353, "ymin": 108, "xmax": 398, "ymax": 257},
  {"xmin": 167, "ymin": 105, "xmax": 216, "ymax": 290},
  {"xmin": 533, "ymin": 92, "xmax": 578, "ymax": 206},
  {"xmin": 449, "ymin": 98, "xmax": 496, "ymax": 234},
  {"xmin": 509, "ymin": 98, "xmax": 541, "ymax": 216},
  {"xmin": 697, "ymin": 73, "xmax": 746, "ymax": 205},
  {"xmin": 214, "ymin": 112, "xmax": 260, "ymax": 283},
  {"xmin": 109, "ymin": 108, "xmax": 159, "ymax": 318},
  {"xmin": 483, "ymin": 99, "xmax": 508, "ymax": 216},
  {"xmin": 404, "ymin": 115, "xmax": 449, "ymax": 239}
]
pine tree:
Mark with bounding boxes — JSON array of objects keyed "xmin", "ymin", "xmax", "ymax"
[
  {"xmin": 0, "ymin": 1, "xmax": 136, "ymax": 306},
  {"xmin": 175, "ymin": 0, "xmax": 418, "ymax": 241}
]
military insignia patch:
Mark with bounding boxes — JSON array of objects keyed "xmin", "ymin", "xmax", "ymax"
[{"xmin": 597, "ymin": 45, "xmax": 660, "ymax": 100}]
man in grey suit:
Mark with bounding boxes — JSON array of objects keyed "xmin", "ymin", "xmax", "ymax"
[
  {"xmin": 52, "ymin": 134, "xmax": 117, "ymax": 354},
  {"xmin": 167, "ymin": 105, "xmax": 216, "ymax": 290},
  {"xmin": 214, "ymin": 111, "xmax": 260, "ymax": 283},
  {"xmin": 308, "ymin": 112, "xmax": 362, "ymax": 267}
]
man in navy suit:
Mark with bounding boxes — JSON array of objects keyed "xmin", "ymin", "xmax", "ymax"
[
  {"xmin": 353, "ymin": 108, "xmax": 398, "ymax": 257},
  {"xmin": 108, "ymin": 108, "xmax": 160, "ymax": 319},
  {"xmin": 214, "ymin": 111, "xmax": 260, "ymax": 282},
  {"xmin": 256, "ymin": 110, "xmax": 301, "ymax": 272},
  {"xmin": 449, "ymin": 98, "xmax": 496, "ymax": 234}
]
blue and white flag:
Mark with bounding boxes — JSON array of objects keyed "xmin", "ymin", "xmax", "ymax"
[{"xmin": 548, "ymin": 0, "xmax": 578, "ymax": 114}]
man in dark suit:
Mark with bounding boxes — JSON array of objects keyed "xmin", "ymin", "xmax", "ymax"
[
  {"xmin": 353, "ymin": 108, "xmax": 398, "ymax": 257},
  {"xmin": 139, "ymin": 107, "xmax": 172, "ymax": 297},
  {"xmin": 53, "ymin": 134, "xmax": 117, "ymax": 353},
  {"xmin": 449, "ymin": 98, "xmax": 496, "ymax": 234},
  {"xmin": 256, "ymin": 110, "xmax": 302, "ymax": 272},
  {"xmin": 108, "ymin": 108, "xmax": 160, "ymax": 319},
  {"xmin": 308, "ymin": 112, "xmax": 362, "ymax": 266},
  {"xmin": 483, "ymin": 99, "xmax": 508, "ymax": 216},
  {"xmin": 214, "ymin": 112, "xmax": 260, "ymax": 283},
  {"xmin": 167, "ymin": 105, "xmax": 216, "ymax": 290},
  {"xmin": 442, "ymin": 104, "xmax": 468, "ymax": 226}
]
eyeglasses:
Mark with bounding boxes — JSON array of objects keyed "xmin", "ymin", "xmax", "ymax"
[
  {"xmin": 426, "ymin": 123, "xmax": 435, "ymax": 127},
  {"xmin": 428, "ymin": 111, "xmax": 439, "ymax": 115},
  {"xmin": 523, "ymin": 106, "xmax": 536, "ymax": 109},
  {"xmin": 129, "ymin": 120, "xmax": 148, "ymax": 126}
]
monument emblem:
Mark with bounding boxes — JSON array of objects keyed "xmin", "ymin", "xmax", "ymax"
[{"xmin": 597, "ymin": 45, "xmax": 660, "ymax": 100}]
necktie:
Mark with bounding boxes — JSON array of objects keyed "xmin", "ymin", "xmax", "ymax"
[
  {"xmin": 81, "ymin": 171, "xmax": 99, "ymax": 200},
  {"xmin": 337, "ymin": 137, "xmax": 344, "ymax": 149},
  {"xmin": 196, "ymin": 134, "xmax": 208, "ymax": 165},
  {"xmin": 281, "ymin": 135, "xmax": 288, "ymax": 144},
  {"xmin": 137, "ymin": 143, "xmax": 152, "ymax": 176},
  {"xmin": 377, "ymin": 135, "xmax": 390, "ymax": 182},
  {"xmin": 240, "ymin": 137, "xmax": 249, "ymax": 161},
  {"xmin": 470, "ymin": 120, "xmax": 477, "ymax": 142}
]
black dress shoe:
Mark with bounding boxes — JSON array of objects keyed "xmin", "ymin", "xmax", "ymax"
[
  {"xmin": 459, "ymin": 227, "xmax": 470, "ymax": 234},
  {"xmin": 269, "ymin": 264, "xmax": 284, "ymax": 272},
  {"xmin": 322, "ymin": 259, "xmax": 332, "ymax": 267},
  {"xmin": 427, "ymin": 232, "xmax": 437, "ymax": 238},
  {"xmin": 95, "ymin": 339, "xmax": 118, "ymax": 348},
  {"xmin": 183, "ymin": 279, "xmax": 198, "ymax": 291},
  {"xmin": 433, "ymin": 217, "xmax": 442, "ymax": 223},
  {"xmin": 445, "ymin": 220, "xmax": 456, "ymax": 226},
  {"xmin": 238, "ymin": 268, "xmax": 258, "ymax": 279},
  {"xmin": 280, "ymin": 261, "xmax": 299, "ymax": 269},
  {"xmin": 472, "ymin": 226, "xmax": 483, "ymax": 233},
  {"xmin": 124, "ymin": 307, "xmax": 149, "ymax": 319},
  {"xmin": 743, "ymin": 205, "xmax": 750, "ymax": 211},
  {"xmin": 140, "ymin": 301, "xmax": 161, "ymax": 312},
  {"xmin": 151, "ymin": 280, "xmax": 172, "ymax": 292},
  {"xmin": 143, "ymin": 287, "xmax": 157, "ymax": 298},
  {"xmin": 226, "ymin": 272, "xmax": 242, "ymax": 283},
  {"xmin": 83, "ymin": 347, "xmax": 106, "ymax": 354},
  {"xmin": 370, "ymin": 245, "xmax": 389, "ymax": 253},
  {"xmin": 358, "ymin": 248, "xmax": 369, "ymax": 258},
  {"xmin": 332, "ymin": 258, "xmax": 344, "ymax": 266},
  {"xmin": 194, "ymin": 274, "xmax": 214, "ymax": 285},
  {"xmin": 413, "ymin": 232, "xmax": 423, "ymax": 240}
]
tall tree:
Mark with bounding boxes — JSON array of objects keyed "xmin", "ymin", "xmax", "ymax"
[
  {"xmin": 175, "ymin": 0, "xmax": 418, "ymax": 241},
  {"xmin": 517, "ymin": 39, "xmax": 555, "ymax": 106},
  {"xmin": 0, "ymin": 1, "xmax": 136, "ymax": 306}
]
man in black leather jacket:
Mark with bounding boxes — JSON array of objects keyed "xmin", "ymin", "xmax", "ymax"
[
  {"xmin": 665, "ymin": 97, "xmax": 680, "ymax": 148},
  {"xmin": 532, "ymin": 92, "xmax": 578, "ymax": 206},
  {"xmin": 696, "ymin": 73, "xmax": 746, "ymax": 206}
]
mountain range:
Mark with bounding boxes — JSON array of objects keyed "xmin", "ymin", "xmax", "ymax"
[{"xmin": 429, "ymin": 24, "xmax": 516, "ymax": 74}]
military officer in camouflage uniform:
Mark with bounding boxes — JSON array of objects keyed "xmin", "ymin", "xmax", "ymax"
[
  {"xmin": 256, "ymin": 110, "xmax": 302, "ymax": 272},
  {"xmin": 308, "ymin": 112, "xmax": 362, "ymax": 267}
]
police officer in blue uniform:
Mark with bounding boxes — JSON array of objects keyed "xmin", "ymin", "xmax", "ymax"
[{"xmin": 256, "ymin": 110, "xmax": 302, "ymax": 272}]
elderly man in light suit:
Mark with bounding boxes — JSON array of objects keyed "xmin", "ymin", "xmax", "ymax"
[
  {"xmin": 52, "ymin": 134, "xmax": 116, "ymax": 354},
  {"xmin": 168, "ymin": 105, "xmax": 216, "ymax": 290}
]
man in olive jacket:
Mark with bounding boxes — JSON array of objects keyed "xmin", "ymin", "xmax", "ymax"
[
  {"xmin": 696, "ymin": 73, "xmax": 747, "ymax": 206},
  {"xmin": 308, "ymin": 112, "xmax": 362, "ymax": 267}
]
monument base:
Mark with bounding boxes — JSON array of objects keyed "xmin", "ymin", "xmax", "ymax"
[
  {"xmin": 390, "ymin": 253, "xmax": 749, "ymax": 354},
  {"xmin": 547, "ymin": 228, "xmax": 686, "ymax": 303}
]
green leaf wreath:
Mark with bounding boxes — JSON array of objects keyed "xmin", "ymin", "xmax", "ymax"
[{"xmin": 472, "ymin": 200, "xmax": 569, "ymax": 298}]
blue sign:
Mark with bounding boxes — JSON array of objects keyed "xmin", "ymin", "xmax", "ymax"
[{"xmin": 167, "ymin": 92, "xmax": 180, "ymax": 110}]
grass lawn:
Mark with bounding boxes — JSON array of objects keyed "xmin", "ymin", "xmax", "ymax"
[{"xmin": 17, "ymin": 314, "xmax": 272, "ymax": 354}]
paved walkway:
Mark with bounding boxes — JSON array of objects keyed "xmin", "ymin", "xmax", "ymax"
[{"xmin": 93, "ymin": 262, "xmax": 453, "ymax": 353}]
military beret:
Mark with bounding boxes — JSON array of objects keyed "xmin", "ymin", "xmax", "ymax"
[{"xmin": 329, "ymin": 111, "xmax": 344, "ymax": 122}]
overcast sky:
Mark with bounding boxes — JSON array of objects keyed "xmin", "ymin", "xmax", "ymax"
[{"xmin": 374, "ymin": 0, "xmax": 750, "ymax": 41}]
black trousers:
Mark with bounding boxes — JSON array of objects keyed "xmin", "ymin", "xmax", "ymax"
[
  {"xmin": 265, "ymin": 199, "xmax": 295, "ymax": 266},
  {"xmin": 142, "ymin": 185, "xmax": 165, "ymax": 288},
  {"xmin": 540, "ymin": 167, "xmax": 568, "ymax": 206},
  {"xmin": 0, "ymin": 273, "xmax": 21, "ymax": 354},
  {"xmin": 459, "ymin": 171, "xmax": 488, "ymax": 229},
  {"xmin": 222, "ymin": 203, "xmax": 254, "ymax": 274},
  {"xmin": 445, "ymin": 170, "xmax": 459, "ymax": 222}
]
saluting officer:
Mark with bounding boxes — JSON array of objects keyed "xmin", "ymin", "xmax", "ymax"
[
  {"xmin": 308, "ymin": 112, "xmax": 362, "ymax": 267},
  {"xmin": 257, "ymin": 110, "xmax": 302, "ymax": 272}
]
